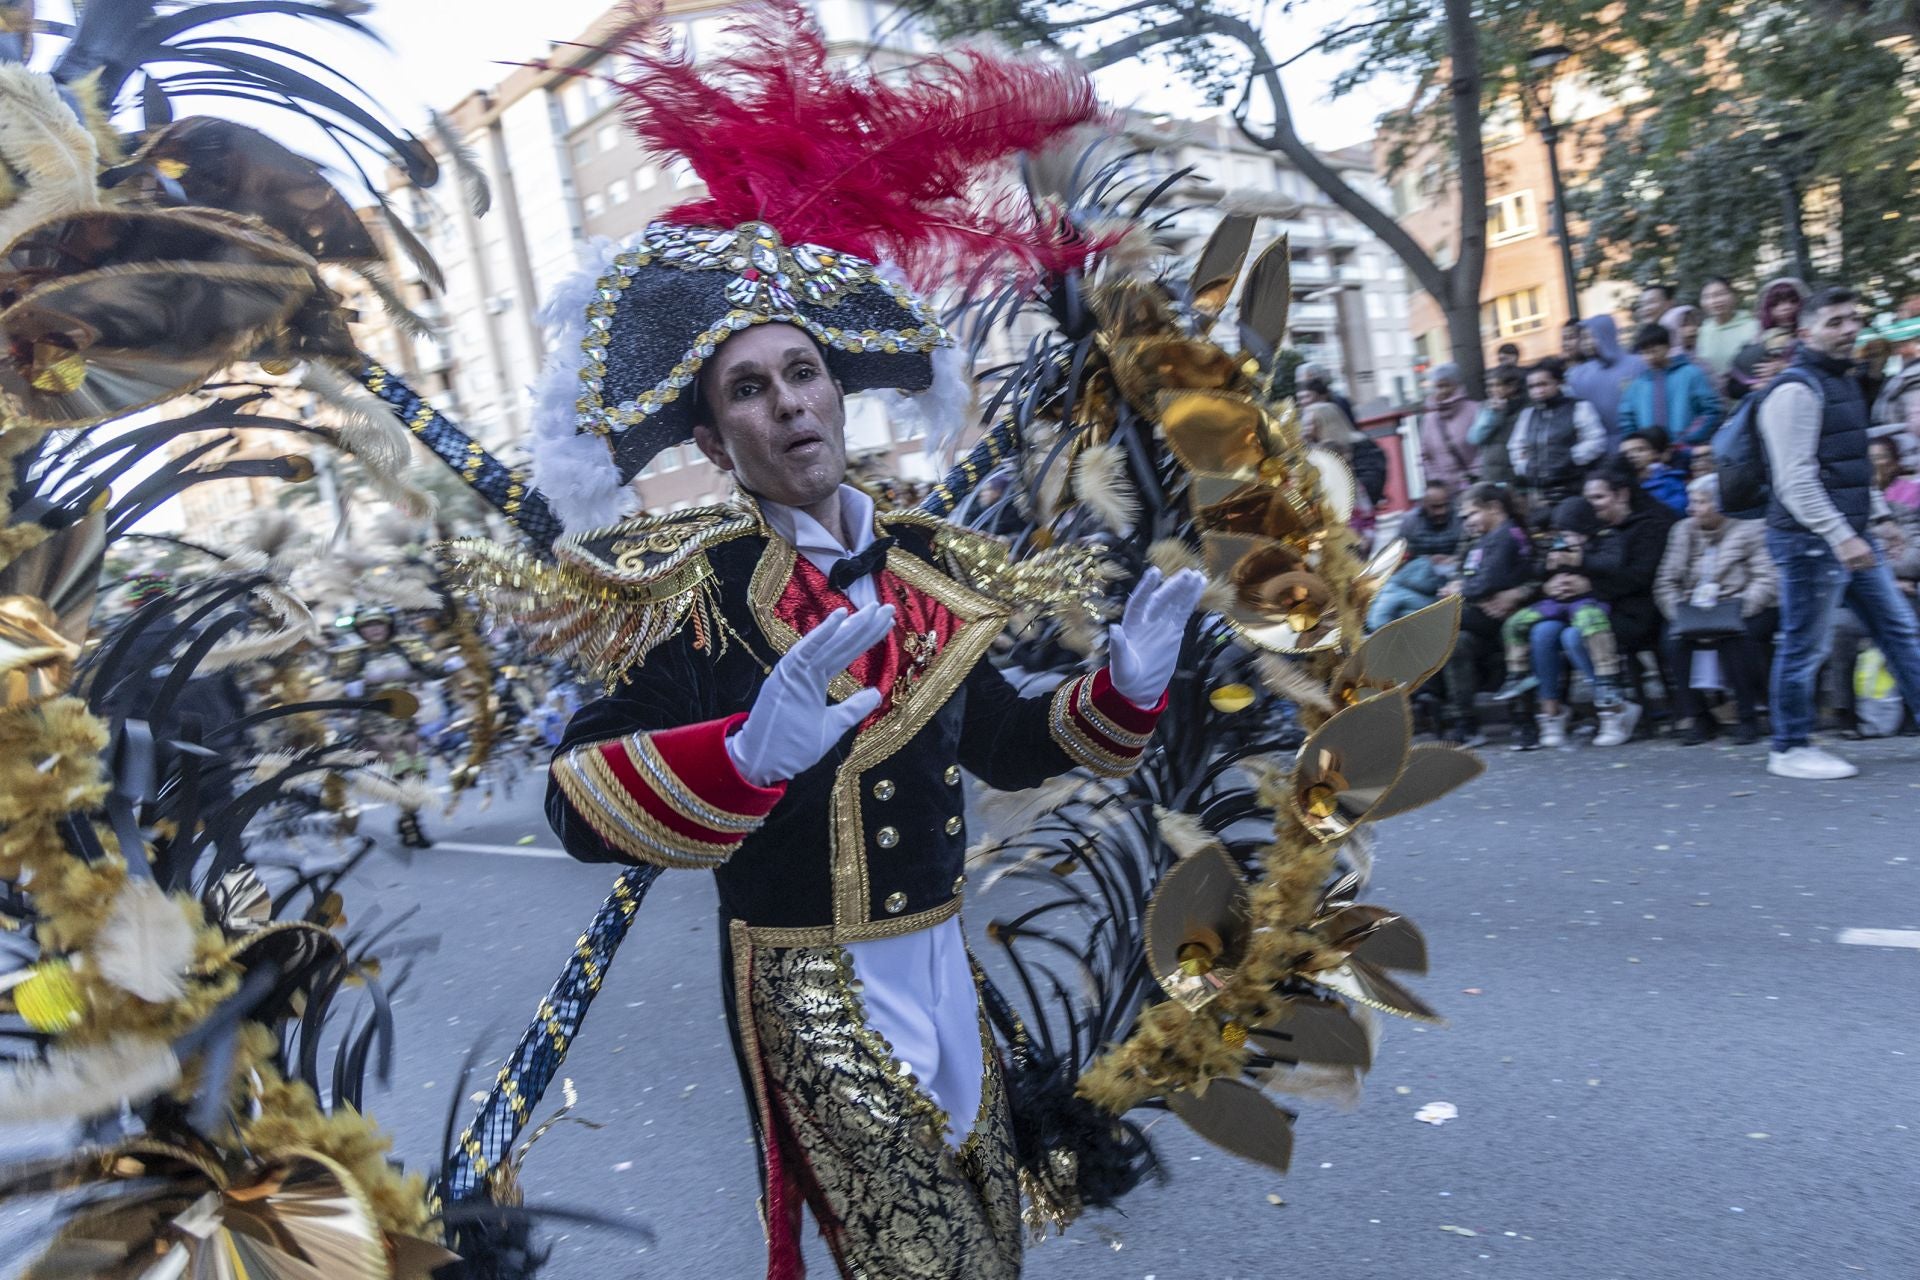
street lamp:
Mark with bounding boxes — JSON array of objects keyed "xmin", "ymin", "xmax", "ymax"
[
  {"xmin": 1522, "ymin": 43, "xmax": 1581, "ymax": 325},
  {"xmin": 1763, "ymin": 128, "xmax": 1816, "ymax": 282}
]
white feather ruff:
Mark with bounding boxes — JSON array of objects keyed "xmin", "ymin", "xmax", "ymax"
[
  {"xmin": 1153, "ymin": 805, "xmax": 1223, "ymax": 859},
  {"xmin": 89, "ymin": 879, "xmax": 198, "ymax": 1004},
  {"xmin": 0, "ymin": 66, "xmax": 101, "ymax": 251},
  {"xmin": 0, "ymin": 1036, "xmax": 182, "ymax": 1122},
  {"xmin": 530, "ymin": 238, "xmax": 640, "ymax": 532}
]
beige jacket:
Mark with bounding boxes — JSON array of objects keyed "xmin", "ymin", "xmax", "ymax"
[{"xmin": 1654, "ymin": 517, "xmax": 1778, "ymax": 619}]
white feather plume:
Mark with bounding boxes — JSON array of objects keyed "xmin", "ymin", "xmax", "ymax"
[
  {"xmin": 0, "ymin": 1036, "xmax": 182, "ymax": 1123},
  {"xmin": 349, "ymin": 770, "xmax": 436, "ymax": 813},
  {"xmin": 0, "ymin": 66, "xmax": 100, "ymax": 251},
  {"xmin": 299, "ymin": 361, "xmax": 435, "ymax": 518},
  {"xmin": 884, "ymin": 341, "xmax": 975, "ymax": 459},
  {"xmin": 1254, "ymin": 653, "xmax": 1335, "ymax": 713},
  {"xmin": 89, "ymin": 879, "xmax": 198, "ymax": 1004},
  {"xmin": 1154, "ymin": 805, "xmax": 1223, "ymax": 859},
  {"xmin": 530, "ymin": 238, "xmax": 640, "ymax": 532},
  {"xmin": 1072, "ymin": 441, "xmax": 1137, "ymax": 534}
]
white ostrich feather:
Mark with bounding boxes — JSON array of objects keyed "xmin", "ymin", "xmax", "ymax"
[
  {"xmin": 0, "ymin": 1036, "xmax": 182, "ymax": 1123},
  {"xmin": 1254, "ymin": 653, "xmax": 1335, "ymax": 713},
  {"xmin": 349, "ymin": 771, "xmax": 435, "ymax": 813},
  {"xmin": 884, "ymin": 340, "xmax": 975, "ymax": 459},
  {"xmin": 300, "ymin": 361, "xmax": 434, "ymax": 518},
  {"xmin": 1153, "ymin": 805, "xmax": 1223, "ymax": 859},
  {"xmin": 90, "ymin": 879, "xmax": 198, "ymax": 1004},
  {"xmin": 1072, "ymin": 442, "xmax": 1137, "ymax": 534},
  {"xmin": 0, "ymin": 66, "xmax": 100, "ymax": 251}
]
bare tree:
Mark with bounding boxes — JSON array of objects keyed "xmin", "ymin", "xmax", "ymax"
[{"xmin": 913, "ymin": 1, "xmax": 1493, "ymax": 394}]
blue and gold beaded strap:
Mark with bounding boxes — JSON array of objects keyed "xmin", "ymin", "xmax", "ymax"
[
  {"xmin": 920, "ymin": 416, "xmax": 1024, "ymax": 518},
  {"xmin": 357, "ymin": 356, "xmax": 565, "ymax": 552},
  {"xmin": 439, "ymin": 864, "xmax": 661, "ymax": 1204}
]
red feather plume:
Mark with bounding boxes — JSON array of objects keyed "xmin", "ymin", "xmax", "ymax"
[{"xmin": 610, "ymin": 0, "xmax": 1111, "ymax": 290}]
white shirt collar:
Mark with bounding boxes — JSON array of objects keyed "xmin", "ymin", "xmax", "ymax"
[{"xmin": 758, "ymin": 484, "xmax": 875, "ymax": 559}]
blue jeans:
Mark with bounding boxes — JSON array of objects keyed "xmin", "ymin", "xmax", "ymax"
[
  {"xmin": 1529, "ymin": 618, "xmax": 1598, "ymax": 703},
  {"xmin": 1767, "ymin": 527, "xmax": 1920, "ymax": 751}
]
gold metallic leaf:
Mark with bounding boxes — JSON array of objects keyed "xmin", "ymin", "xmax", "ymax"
[
  {"xmin": 1167, "ymin": 1077, "xmax": 1296, "ymax": 1173},
  {"xmin": 1289, "ymin": 690, "xmax": 1412, "ymax": 840},
  {"xmin": 0, "ymin": 208, "xmax": 316, "ymax": 429},
  {"xmin": 1313, "ymin": 957, "xmax": 1442, "ymax": 1023},
  {"xmin": 1091, "ymin": 277, "xmax": 1174, "ymax": 339},
  {"xmin": 1144, "ymin": 845, "xmax": 1248, "ymax": 1010},
  {"xmin": 1317, "ymin": 904, "xmax": 1429, "ymax": 974},
  {"xmin": 1251, "ymin": 996, "xmax": 1374, "ymax": 1069},
  {"xmin": 1368, "ymin": 744, "xmax": 1484, "ymax": 822},
  {"xmin": 1332, "ymin": 595, "xmax": 1463, "ymax": 705},
  {"xmin": 1193, "ymin": 479, "xmax": 1319, "ymax": 545},
  {"xmin": 1351, "ymin": 536, "xmax": 1406, "ymax": 613},
  {"xmin": 1159, "ymin": 389, "xmax": 1267, "ymax": 478},
  {"xmin": 1209, "ymin": 683, "xmax": 1255, "ymax": 713},
  {"xmin": 1200, "ymin": 533, "xmax": 1340, "ymax": 654},
  {"xmin": 1236, "ymin": 236, "xmax": 1291, "ymax": 350},
  {"xmin": 1306, "ymin": 446, "xmax": 1355, "ymax": 524},
  {"xmin": 1189, "ymin": 213, "xmax": 1257, "ymax": 318},
  {"xmin": 1110, "ymin": 335, "xmax": 1246, "ymax": 406},
  {"xmin": 0, "ymin": 594, "xmax": 81, "ymax": 707}
]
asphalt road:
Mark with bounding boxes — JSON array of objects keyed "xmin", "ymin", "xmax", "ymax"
[{"xmin": 13, "ymin": 733, "xmax": 1917, "ymax": 1279}]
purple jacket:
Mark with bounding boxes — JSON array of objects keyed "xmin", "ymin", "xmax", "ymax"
[{"xmin": 1419, "ymin": 393, "xmax": 1482, "ymax": 488}]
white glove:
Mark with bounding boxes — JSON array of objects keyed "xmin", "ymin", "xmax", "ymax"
[
  {"xmin": 1107, "ymin": 567, "xmax": 1207, "ymax": 707},
  {"xmin": 726, "ymin": 603, "xmax": 894, "ymax": 787}
]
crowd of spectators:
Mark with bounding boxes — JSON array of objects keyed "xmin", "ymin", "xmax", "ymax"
[{"xmin": 1372, "ymin": 281, "xmax": 1920, "ymax": 778}]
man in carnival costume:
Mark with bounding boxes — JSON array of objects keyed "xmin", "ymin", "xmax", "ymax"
[{"xmin": 474, "ymin": 6, "xmax": 1204, "ymax": 1275}]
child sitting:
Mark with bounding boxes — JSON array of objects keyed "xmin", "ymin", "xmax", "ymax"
[{"xmin": 1491, "ymin": 497, "xmax": 1635, "ymax": 747}]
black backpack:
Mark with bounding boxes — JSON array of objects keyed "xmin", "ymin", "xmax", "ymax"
[
  {"xmin": 1712, "ymin": 369, "xmax": 1819, "ymax": 519},
  {"xmin": 1349, "ymin": 436, "xmax": 1389, "ymax": 505}
]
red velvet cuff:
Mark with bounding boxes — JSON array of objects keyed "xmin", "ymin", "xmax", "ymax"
[
  {"xmin": 647, "ymin": 712, "xmax": 787, "ymax": 821},
  {"xmin": 1090, "ymin": 667, "xmax": 1168, "ymax": 729}
]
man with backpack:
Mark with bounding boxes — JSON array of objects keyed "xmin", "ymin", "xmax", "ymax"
[{"xmin": 1752, "ymin": 286, "xmax": 1920, "ymax": 779}]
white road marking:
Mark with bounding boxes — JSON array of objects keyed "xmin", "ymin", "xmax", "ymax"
[
  {"xmin": 1836, "ymin": 928, "xmax": 1920, "ymax": 949},
  {"xmin": 429, "ymin": 841, "xmax": 569, "ymax": 860}
]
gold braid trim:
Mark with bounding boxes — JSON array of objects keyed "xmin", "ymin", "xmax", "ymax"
[{"xmin": 441, "ymin": 507, "xmax": 755, "ymax": 688}]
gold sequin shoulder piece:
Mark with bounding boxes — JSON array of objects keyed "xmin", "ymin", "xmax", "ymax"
[{"xmin": 442, "ymin": 505, "xmax": 758, "ymax": 687}]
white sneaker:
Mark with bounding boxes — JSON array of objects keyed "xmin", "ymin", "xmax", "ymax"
[
  {"xmin": 1593, "ymin": 701, "xmax": 1642, "ymax": 747},
  {"xmin": 1767, "ymin": 746, "xmax": 1859, "ymax": 780},
  {"xmin": 1537, "ymin": 710, "xmax": 1569, "ymax": 749}
]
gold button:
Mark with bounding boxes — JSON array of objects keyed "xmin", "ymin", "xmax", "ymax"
[
  {"xmin": 944, "ymin": 816, "xmax": 963, "ymax": 836},
  {"xmin": 876, "ymin": 826, "xmax": 899, "ymax": 849},
  {"xmin": 884, "ymin": 892, "xmax": 907, "ymax": 914},
  {"xmin": 873, "ymin": 779, "xmax": 896, "ymax": 801},
  {"xmin": 952, "ymin": 874, "xmax": 966, "ymax": 894},
  {"xmin": 944, "ymin": 765, "xmax": 961, "ymax": 786}
]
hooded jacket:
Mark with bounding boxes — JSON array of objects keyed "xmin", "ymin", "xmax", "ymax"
[
  {"xmin": 1566, "ymin": 315, "xmax": 1643, "ymax": 436},
  {"xmin": 1582, "ymin": 499, "xmax": 1679, "ymax": 643},
  {"xmin": 1619, "ymin": 350, "xmax": 1724, "ymax": 446},
  {"xmin": 1419, "ymin": 390, "xmax": 1482, "ymax": 489},
  {"xmin": 1729, "ymin": 278, "xmax": 1809, "ymax": 397}
]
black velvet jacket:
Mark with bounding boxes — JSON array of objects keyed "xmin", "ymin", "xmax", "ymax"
[{"xmin": 545, "ymin": 502, "xmax": 1157, "ymax": 947}]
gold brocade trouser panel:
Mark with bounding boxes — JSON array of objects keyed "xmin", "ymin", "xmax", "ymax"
[{"xmin": 749, "ymin": 944, "xmax": 1023, "ymax": 1280}]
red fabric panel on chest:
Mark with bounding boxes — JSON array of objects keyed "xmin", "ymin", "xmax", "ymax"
[{"xmin": 775, "ymin": 556, "xmax": 964, "ymax": 720}]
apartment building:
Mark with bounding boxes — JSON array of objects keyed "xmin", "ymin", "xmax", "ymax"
[
  {"xmin": 1389, "ymin": 77, "xmax": 1625, "ymax": 371},
  {"xmin": 369, "ymin": 2, "xmax": 1422, "ymax": 516}
]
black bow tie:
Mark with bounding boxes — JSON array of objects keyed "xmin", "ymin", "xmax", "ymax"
[{"xmin": 827, "ymin": 536, "xmax": 894, "ymax": 593}]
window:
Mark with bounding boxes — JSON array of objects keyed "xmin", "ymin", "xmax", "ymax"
[
  {"xmin": 583, "ymin": 193, "xmax": 605, "ymax": 219},
  {"xmin": 1482, "ymin": 287, "xmax": 1546, "ymax": 338},
  {"xmin": 634, "ymin": 164, "xmax": 657, "ymax": 189},
  {"xmin": 1365, "ymin": 293, "xmax": 1385, "ymax": 320},
  {"xmin": 607, "ymin": 177, "xmax": 630, "ymax": 205},
  {"xmin": 1230, "ymin": 156, "xmax": 1270, "ymax": 189},
  {"xmin": 596, "ymin": 124, "xmax": 618, "ymax": 153},
  {"xmin": 570, "ymin": 138, "xmax": 592, "ymax": 167},
  {"xmin": 670, "ymin": 158, "xmax": 702, "ymax": 188},
  {"xmin": 1486, "ymin": 191, "xmax": 1538, "ymax": 245}
]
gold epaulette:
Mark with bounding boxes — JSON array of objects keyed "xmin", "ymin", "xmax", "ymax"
[
  {"xmin": 878, "ymin": 509, "xmax": 1115, "ymax": 635},
  {"xmin": 443, "ymin": 505, "xmax": 758, "ymax": 687}
]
